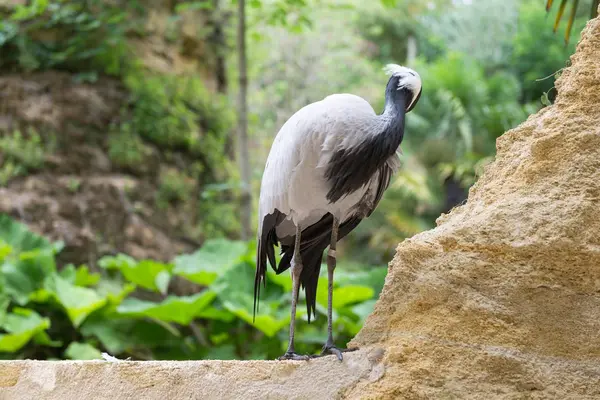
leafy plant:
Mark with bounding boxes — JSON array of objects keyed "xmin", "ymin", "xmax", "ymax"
[
  {"xmin": 0, "ymin": 128, "xmax": 54, "ymax": 186},
  {"xmin": 0, "ymin": 215, "xmax": 385, "ymax": 360},
  {"xmin": 107, "ymin": 124, "xmax": 152, "ymax": 173},
  {"xmin": 0, "ymin": 0, "xmax": 131, "ymax": 75},
  {"xmin": 512, "ymin": 1, "xmax": 586, "ymax": 103},
  {"xmin": 124, "ymin": 73, "xmax": 233, "ymax": 159},
  {"xmin": 156, "ymin": 168, "xmax": 195, "ymax": 208}
]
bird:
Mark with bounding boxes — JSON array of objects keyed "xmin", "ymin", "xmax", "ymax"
[{"xmin": 254, "ymin": 64, "xmax": 422, "ymax": 361}]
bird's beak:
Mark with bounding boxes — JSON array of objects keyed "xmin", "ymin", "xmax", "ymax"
[{"xmin": 406, "ymin": 89, "xmax": 422, "ymax": 112}]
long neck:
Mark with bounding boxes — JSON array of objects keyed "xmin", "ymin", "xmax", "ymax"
[
  {"xmin": 375, "ymin": 78, "xmax": 408, "ymax": 153},
  {"xmin": 323, "ymin": 79, "xmax": 409, "ymax": 203}
]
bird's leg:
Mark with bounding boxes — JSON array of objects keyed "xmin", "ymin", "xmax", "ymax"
[
  {"xmin": 278, "ymin": 223, "xmax": 309, "ymax": 361},
  {"xmin": 320, "ymin": 215, "xmax": 357, "ymax": 361}
]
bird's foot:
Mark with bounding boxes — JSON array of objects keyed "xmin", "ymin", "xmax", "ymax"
[
  {"xmin": 315, "ymin": 343, "xmax": 358, "ymax": 361},
  {"xmin": 277, "ymin": 352, "xmax": 310, "ymax": 361}
]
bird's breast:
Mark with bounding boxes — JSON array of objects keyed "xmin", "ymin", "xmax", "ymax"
[{"xmin": 287, "ymin": 155, "xmax": 372, "ymax": 225}]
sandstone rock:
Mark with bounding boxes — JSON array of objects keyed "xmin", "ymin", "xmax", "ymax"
[
  {"xmin": 346, "ymin": 12, "xmax": 600, "ymax": 398},
  {"xmin": 1, "ymin": 9, "xmax": 600, "ymax": 400}
]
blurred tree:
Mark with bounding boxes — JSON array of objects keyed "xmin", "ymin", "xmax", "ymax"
[
  {"xmin": 236, "ymin": 0, "xmax": 252, "ymax": 240},
  {"xmin": 423, "ymin": 0, "xmax": 519, "ymax": 72},
  {"xmin": 356, "ymin": 0, "xmax": 451, "ymax": 65}
]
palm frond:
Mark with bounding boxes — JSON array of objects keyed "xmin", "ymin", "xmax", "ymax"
[
  {"xmin": 547, "ymin": 0, "xmax": 598, "ymax": 43},
  {"xmin": 565, "ymin": 0, "xmax": 580, "ymax": 43},
  {"xmin": 553, "ymin": 0, "xmax": 569, "ymax": 33}
]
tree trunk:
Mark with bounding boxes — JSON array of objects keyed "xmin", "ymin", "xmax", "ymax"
[
  {"xmin": 236, "ymin": 0, "xmax": 252, "ymax": 240},
  {"xmin": 212, "ymin": 0, "xmax": 228, "ymax": 94},
  {"xmin": 210, "ymin": 0, "xmax": 236, "ymax": 160},
  {"xmin": 406, "ymin": 34, "xmax": 417, "ymax": 65}
]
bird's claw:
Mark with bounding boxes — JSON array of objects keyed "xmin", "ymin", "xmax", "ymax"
[
  {"xmin": 317, "ymin": 344, "xmax": 358, "ymax": 361},
  {"xmin": 277, "ymin": 352, "xmax": 310, "ymax": 361}
]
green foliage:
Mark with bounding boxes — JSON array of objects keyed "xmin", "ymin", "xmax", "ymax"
[
  {"xmin": 64, "ymin": 341, "xmax": 102, "ymax": 360},
  {"xmin": 117, "ymin": 292, "xmax": 216, "ymax": 326},
  {"xmin": 408, "ymin": 54, "xmax": 530, "ymax": 162},
  {"xmin": 174, "ymin": 239, "xmax": 247, "ymax": 286},
  {"xmin": 0, "ymin": 215, "xmax": 384, "ymax": 360},
  {"xmin": 512, "ymin": 1, "xmax": 585, "ymax": 103},
  {"xmin": 124, "ymin": 73, "xmax": 233, "ymax": 158},
  {"xmin": 0, "ymin": 0, "xmax": 131, "ymax": 75},
  {"xmin": 107, "ymin": 124, "xmax": 151, "ymax": 173},
  {"xmin": 0, "ymin": 128, "xmax": 54, "ymax": 186},
  {"xmin": 156, "ymin": 168, "xmax": 195, "ymax": 208},
  {"xmin": 0, "ymin": 308, "xmax": 51, "ymax": 353},
  {"xmin": 423, "ymin": 0, "xmax": 518, "ymax": 70},
  {"xmin": 100, "ymin": 255, "xmax": 172, "ymax": 295}
]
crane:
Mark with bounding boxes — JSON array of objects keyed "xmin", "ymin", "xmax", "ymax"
[{"xmin": 254, "ymin": 64, "xmax": 422, "ymax": 361}]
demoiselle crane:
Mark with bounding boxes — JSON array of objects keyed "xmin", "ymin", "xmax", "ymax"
[{"xmin": 254, "ymin": 65, "xmax": 422, "ymax": 361}]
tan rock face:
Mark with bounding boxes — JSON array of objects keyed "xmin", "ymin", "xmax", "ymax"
[
  {"xmin": 1, "ymin": 10, "xmax": 600, "ymax": 400},
  {"xmin": 348, "ymin": 12, "xmax": 600, "ymax": 399}
]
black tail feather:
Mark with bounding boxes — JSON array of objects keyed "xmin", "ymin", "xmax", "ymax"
[
  {"xmin": 254, "ymin": 209, "xmax": 363, "ymax": 323},
  {"xmin": 254, "ymin": 210, "xmax": 285, "ymax": 321}
]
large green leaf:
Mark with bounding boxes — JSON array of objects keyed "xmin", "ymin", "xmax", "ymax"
[
  {"xmin": 222, "ymin": 301, "xmax": 289, "ymax": 338},
  {"xmin": 0, "ymin": 215, "xmax": 60, "ymax": 305},
  {"xmin": 211, "ymin": 261, "xmax": 291, "ymax": 337},
  {"xmin": 173, "ymin": 239, "xmax": 248, "ymax": 286},
  {"xmin": 1, "ymin": 257, "xmax": 48, "ymax": 306},
  {"xmin": 81, "ymin": 317, "xmax": 181, "ymax": 355},
  {"xmin": 59, "ymin": 264, "xmax": 101, "ymax": 287},
  {"xmin": 99, "ymin": 254, "xmax": 172, "ymax": 294},
  {"xmin": 334, "ymin": 267, "xmax": 388, "ymax": 296},
  {"xmin": 0, "ymin": 214, "xmax": 53, "ymax": 253},
  {"xmin": 316, "ymin": 284, "xmax": 374, "ymax": 310},
  {"xmin": 64, "ymin": 342, "xmax": 103, "ymax": 360},
  {"xmin": 267, "ymin": 269, "xmax": 293, "ymax": 292},
  {"xmin": 0, "ymin": 308, "xmax": 50, "ymax": 352},
  {"xmin": 116, "ymin": 291, "xmax": 216, "ymax": 325},
  {"xmin": 0, "ymin": 241, "xmax": 11, "ymax": 262},
  {"xmin": 0, "ymin": 295, "xmax": 9, "ymax": 326},
  {"xmin": 33, "ymin": 330, "xmax": 62, "ymax": 348},
  {"xmin": 195, "ymin": 307, "xmax": 235, "ymax": 322},
  {"xmin": 351, "ymin": 299, "xmax": 377, "ymax": 321},
  {"xmin": 43, "ymin": 274, "xmax": 107, "ymax": 327}
]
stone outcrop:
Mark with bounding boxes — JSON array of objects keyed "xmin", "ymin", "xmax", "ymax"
[
  {"xmin": 1, "ymin": 9, "xmax": 600, "ymax": 400},
  {"xmin": 0, "ymin": 1, "xmax": 227, "ymax": 266}
]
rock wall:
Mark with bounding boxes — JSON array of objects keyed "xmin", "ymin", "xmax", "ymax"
[
  {"xmin": 1, "ymin": 8, "xmax": 599, "ymax": 400},
  {"xmin": 347, "ymin": 11, "xmax": 600, "ymax": 398},
  {"xmin": 0, "ymin": 1, "xmax": 227, "ymax": 266}
]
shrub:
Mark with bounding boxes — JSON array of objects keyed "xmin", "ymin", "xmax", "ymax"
[
  {"xmin": 0, "ymin": 0, "xmax": 131, "ymax": 75},
  {"xmin": 0, "ymin": 215, "xmax": 385, "ymax": 360},
  {"xmin": 0, "ymin": 128, "xmax": 53, "ymax": 186}
]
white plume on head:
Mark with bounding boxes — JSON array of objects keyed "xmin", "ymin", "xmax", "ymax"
[{"xmin": 383, "ymin": 64, "xmax": 422, "ymax": 110}]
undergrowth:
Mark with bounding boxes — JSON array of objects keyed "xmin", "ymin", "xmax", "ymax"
[{"xmin": 0, "ymin": 215, "xmax": 385, "ymax": 360}]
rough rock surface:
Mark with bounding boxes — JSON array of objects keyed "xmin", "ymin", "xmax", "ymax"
[
  {"xmin": 1, "ymin": 10, "xmax": 600, "ymax": 400},
  {"xmin": 0, "ymin": 0, "xmax": 225, "ymax": 267},
  {"xmin": 0, "ymin": 72, "xmax": 195, "ymax": 266}
]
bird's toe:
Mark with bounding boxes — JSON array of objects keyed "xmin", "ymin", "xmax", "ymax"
[
  {"xmin": 277, "ymin": 352, "xmax": 310, "ymax": 361},
  {"xmin": 319, "ymin": 345, "xmax": 358, "ymax": 361}
]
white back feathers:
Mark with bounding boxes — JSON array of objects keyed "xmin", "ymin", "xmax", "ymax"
[{"xmin": 384, "ymin": 64, "xmax": 422, "ymax": 110}]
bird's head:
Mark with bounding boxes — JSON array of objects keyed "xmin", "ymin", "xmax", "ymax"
[{"xmin": 383, "ymin": 64, "xmax": 422, "ymax": 112}]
